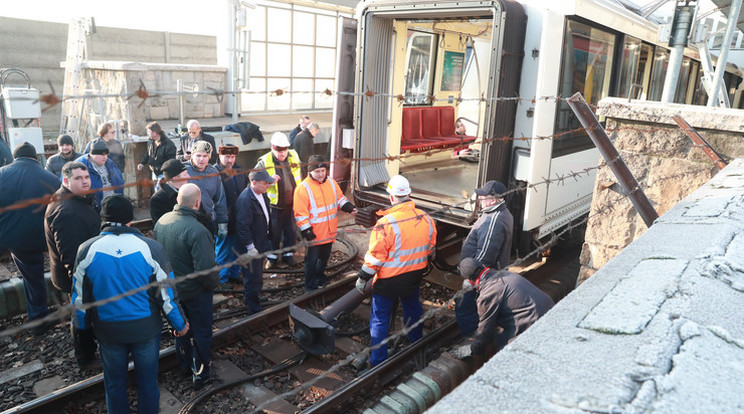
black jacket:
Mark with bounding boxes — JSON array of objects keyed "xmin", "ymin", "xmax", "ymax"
[
  {"xmin": 235, "ymin": 187, "xmax": 272, "ymax": 252},
  {"xmin": 44, "ymin": 186, "xmax": 101, "ymax": 292},
  {"xmin": 0, "ymin": 158, "xmax": 61, "ymax": 253},
  {"xmin": 176, "ymin": 133, "xmax": 217, "ymax": 164},
  {"xmin": 293, "ymin": 129, "xmax": 315, "ymax": 179},
  {"xmin": 153, "ymin": 205, "xmax": 219, "ymax": 301},
  {"xmin": 150, "ymin": 181, "xmax": 215, "ymax": 232},
  {"xmin": 140, "ymin": 138, "xmax": 177, "ymax": 176},
  {"xmin": 461, "ymin": 202, "xmax": 514, "ymax": 269},
  {"xmin": 46, "ymin": 151, "xmax": 82, "ymax": 177},
  {"xmin": 214, "ymin": 162, "xmax": 248, "ymax": 234},
  {"xmin": 225, "ymin": 122, "xmax": 263, "ymax": 145}
]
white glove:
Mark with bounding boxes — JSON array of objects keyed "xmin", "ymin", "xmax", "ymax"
[
  {"xmin": 355, "ymin": 278, "xmax": 367, "ymax": 293},
  {"xmin": 451, "ymin": 344, "xmax": 472, "ymax": 359},
  {"xmin": 461, "ymin": 279, "xmax": 474, "ymax": 291},
  {"xmin": 217, "ymin": 223, "xmax": 228, "ymax": 239},
  {"xmin": 247, "ymin": 246, "xmax": 259, "ymax": 257}
]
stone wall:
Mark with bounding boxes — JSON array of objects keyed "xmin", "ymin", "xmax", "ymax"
[{"xmin": 578, "ymin": 98, "xmax": 744, "ymax": 284}]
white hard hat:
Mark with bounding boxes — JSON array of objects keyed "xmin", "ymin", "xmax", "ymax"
[
  {"xmin": 270, "ymin": 132, "xmax": 290, "ymax": 147},
  {"xmin": 386, "ymin": 175, "xmax": 411, "ymax": 196}
]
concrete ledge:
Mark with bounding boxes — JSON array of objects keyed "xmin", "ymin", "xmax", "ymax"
[
  {"xmin": 62, "ymin": 61, "xmax": 226, "ymax": 73},
  {"xmin": 429, "ymin": 158, "xmax": 744, "ymax": 413}
]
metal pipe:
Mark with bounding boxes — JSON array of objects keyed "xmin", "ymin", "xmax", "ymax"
[
  {"xmin": 708, "ymin": 0, "xmax": 743, "ymax": 107},
  {"xmin": 662, "ymin": 2, "xmax": 696, "ymax": 103},
  {"xmin": 177, "ymin": 79, "xmax": 184, "ymax": 131},
  {"xmin": 672, "ymin": 115, "xmax": 727, "ymax": 169},
  {"xmin": 566, "ymin": 93, "xmax": 659, "ymax": 228}
]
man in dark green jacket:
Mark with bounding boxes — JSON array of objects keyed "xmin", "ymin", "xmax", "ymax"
[{"xmin": 153, "ymin": 183, "xmax": 219, "ymax": 389}]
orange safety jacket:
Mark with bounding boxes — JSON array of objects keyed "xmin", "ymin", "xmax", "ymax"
[
  {"xmin": 293, "ymin": 176, "xmax": 349, "ymax": 245},
  {"xmin": 362, "ymin": 200, "xmax": 437, "ymax": 281}
]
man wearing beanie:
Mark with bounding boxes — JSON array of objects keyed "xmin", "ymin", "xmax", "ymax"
[
  {"xmin": 72, "ymin": 194, "xmax": 189, "ymax": 413},
  {"xmin": 150, "ymin": 159, "xmax": 190, "ymax": 223},
  {"xmin": 254, "ymin": 132, "xmax": 302, "ymax": 267},
  {"xmin": 294, "ymin": 155, "xmax": 356, "ymax": 291},
  {"xmin": 0, "ymin": 142, "xmax": 60, "ymax": 334},
  {"xmin": 213, "ymin": 144, "xmax": 247, "ymax": 284},
  {"xmin": 75, "ymin": 140, "xmax": 124, "ymax": 211},
  {"xmin": 44, "ymin": 161, "xmax": 101, "ymax": 370},
  {"xmin": 46, "ymin": 134, "xmax": 81, "ymax": 177},
  {"xmin": 451, "ymin": 258, "xmax": 553, "ymax": 359},
  {"xmin": 185, "ymin": 140, "xmax": 228, "ymax": 237}
]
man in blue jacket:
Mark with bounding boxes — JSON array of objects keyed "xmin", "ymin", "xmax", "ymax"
[
  {"xmin": 0, "ymin": 142, "xmax": 60, "ymax": 334},
  {"xmin": 75, "ymin": 140, "xmax": 124, "ymax": 211},
  {"xmin": 72, "ymin": 195, "xmax": 189, "ymax": 414},
  {"xmin": 235, "ymin": 170, "xmax": 274, "ymax": 314}
]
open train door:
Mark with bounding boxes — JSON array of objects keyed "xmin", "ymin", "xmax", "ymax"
[{"xmin": 330, "ymin": 16, "xmax": 357, "ymax": 192}]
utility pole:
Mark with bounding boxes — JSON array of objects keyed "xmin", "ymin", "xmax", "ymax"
[{"xmin": 661, "ymin": 1, "xmax": 697, "ymax": 103}]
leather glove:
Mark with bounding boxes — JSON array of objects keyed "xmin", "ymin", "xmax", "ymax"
[
  {"xmin": 217, "ymin": 223, "xmax": 228, "ymax": 239},
  {"xmin": 340, "ymin": 202, "xmax": 356, "ymax": 213},
  {"xmin": 451, "ymin": 344, "xmax": 472, "ymax": 359},
  {"xmin": 355, "ymin": 278, "xmax": 367, "ymax": 293},
  {"xmin": 301, "ymin": 228, "xmax": 316, "ymax": 241},
  {"xmin": 246, "ymin": 246, "xmax": 259, "ymax": 257}
]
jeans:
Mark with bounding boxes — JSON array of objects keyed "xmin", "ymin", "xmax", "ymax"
[
  {"xmin": 99, "ymin": 334, "xmax": 161, "ymax": 414},
  {"xmin": 370, "ymin": 289, "xmax": 423, "ymax": 366},
  {"xmin": 176, "ymin": 291, "xmax": 214, "ymax": 382},
  {"xmin": 215, "ymin": 234, "xmax": 241, "ymax": 282},
  {"xmin": 454, "ymin": 289, "xmax": 479, "ymax": 336},
  {"xmin": 304, "ymin": 242, "xmax": 332, "ymax": 291},
  {"xmin": 242, "ymin": 257, "xmax": 264, "ymax": 314},
  {"xmin": 11, "ymin": 250, "xmax": 48, "ymax": 320},
  {"xmin": 270, "ymin": 207, "xmax": 297, "ymax": 261}
]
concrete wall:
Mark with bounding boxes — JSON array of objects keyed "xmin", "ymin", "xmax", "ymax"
[
  {"xmin": 0, "ymin": 16, "xmax": 216, "ymax": 141},
  {"xmin": 578, "ymin": 98, "xmax": 744, "ymax": 284},
  {"xmin": 430, "ymin": 157, "xmax": 744, "ymax": 413}
]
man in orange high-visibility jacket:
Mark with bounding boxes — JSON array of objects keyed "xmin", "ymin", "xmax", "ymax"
[
  {"xmin": 294, "ymin": 155, "xmax": 356, "ymax": 291},
  {"xmin": 355, "ymin": 175, "xmax": 437, "ymax": 367}
]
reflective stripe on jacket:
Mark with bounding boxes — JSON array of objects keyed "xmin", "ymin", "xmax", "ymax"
[
  {"xmin": 293, "ymin": 176, "xmax": 348, "ymax": 244},
  {"xmin": 362, "ymin": 201, "xmax": 437, "ymax": 280},
  {"xmin": 260, "ymin": 150, "xmax": 301, "ymax": 205}
]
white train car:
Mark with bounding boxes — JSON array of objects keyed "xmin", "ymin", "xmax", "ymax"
[{"xmin": 344, "ymin": 0, "xmax": 743, "ymax": 266}]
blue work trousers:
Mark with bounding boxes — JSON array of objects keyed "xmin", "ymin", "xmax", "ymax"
[
  {"xmin": 242, "ymin": 257, "xmax": 264, "ymax": 314},
  {"xmin": 270, "ymin": 207, "xmax": 297, "ymax": 261},
  {"xmin": 99, "ymin": 334, "xmax": 161, "ymax": 414},
  {"xmin": 454, "ymin": 289, "xmax": 479, "ymax": 336},
  {"xmin": 12, "ymin": 250, "xmax": 49, "ymax": 321},
  {"xmin": 370, "ymin": 289, "xmax": 423, "ymax": 366},
  {"xmin": 215, "ymin": 234, "xmax": 241, "ymax": 282},
  {"xmin": 176, "ymin": 291, "xmax": 214, "ymax": 383},
  {"xmin": 304, "ymin": 242, "xmax": 332, "ymax": 291}
]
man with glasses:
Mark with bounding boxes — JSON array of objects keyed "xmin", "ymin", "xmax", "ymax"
[
  {"xmin": 456, "ymin": 180, "xmax": 514, "ymax": 336},
  {"xmin": 254, "ymin": 132, "xmax": 302, "ymax": 267},
  {"xmin": 177, "ymin": 119, "xmax": 217, "ymax": 164}
]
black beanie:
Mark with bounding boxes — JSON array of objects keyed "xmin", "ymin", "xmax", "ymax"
[
  {"xmin": 459, "ymin": 257, "xmax": 486, "ymax": 281},
  {"xmin": 13, "ymin": 142, "xmax": 37, "ymax": 159},
  {"xmin": 162, "ymin": 159, "xmax": 187, "ymax": 180},
  {"xmin": 307, "ymin": 155, "xmax": 329, "ymax": 171},
  {"xmin": 101, "ymin": 195, "xmax": 134, "ymax": 224},
  {"xmin": 90, "ymin": 140, "xmax": 109, "ymax": 155},
  {"xmin": 57, "ymin": 134, "xmax": 74, "ymax": 147}
]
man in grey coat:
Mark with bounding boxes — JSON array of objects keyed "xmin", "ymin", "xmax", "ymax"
[
  {"xmin": 453, "ymin": 258, "xmax": 554, "ymax": 358},
  {"xmin": 456, "ymin": 180, "xmax": 514, "ymax": 335}
]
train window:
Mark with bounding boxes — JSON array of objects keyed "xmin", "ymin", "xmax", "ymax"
[
  {"xmin": 616, "ymin": 36, "xmax": 642, "ymax": 98},
  {"xmin": 553, "ymin": 20, "xmax": 616, "ymax": 157},
  {"xmin": 403, "ymin": 31, "xmax": 437, "ymax": 105},
  {"xmin": 647, "ymin": 47, "xmax": 669, "ymax": 101},
  {"xmin": 674, "ymin": 58, "xmax": 692, "ymax": 104}
]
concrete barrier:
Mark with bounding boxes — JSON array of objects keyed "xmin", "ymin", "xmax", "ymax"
[{"xmin": 428, "ymin": 158, "xmax": 744, "ymax": 413}]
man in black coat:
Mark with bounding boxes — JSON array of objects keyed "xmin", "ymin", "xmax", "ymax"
[
  {"xmin": 176, "ymin": 119, "xmax": 217, "ymax": 164},
  {"xmin": 0, "ymin": 142, "xmax": 60, "ymax": 334},
  {"xmin": 150, "ymin": 159, "xmax": 191, "ymax": 224},
  {"xmin": 45, "ymin": 134, "xmax": 81, "ymax": 177},
  {"xmin": 293, "ymin": 122, "xmax": 320, "ymax": 179},
  {"xmin": 213, "ymin": 144, "xmax": 248, "ymax": 284},
  {"xmin": 235, "ymin": 170, "xmax": 274, "ymax": 314},
  {"xmin": 44, "ymin": 161, "xmax": 101, "ymax": 369}
]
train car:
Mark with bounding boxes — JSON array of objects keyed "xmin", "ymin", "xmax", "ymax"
[{"xmin": 344, "ymin": 0, "xmax": 743, "ymax": 267}]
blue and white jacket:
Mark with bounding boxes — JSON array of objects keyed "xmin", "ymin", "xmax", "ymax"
[
  {"xmin": 460, "ymin": 202, "xmax": 514, "ymax": 270},
  {"xmin": 72, "ymin": 225, "xmax": 186, "ymax": 344}
]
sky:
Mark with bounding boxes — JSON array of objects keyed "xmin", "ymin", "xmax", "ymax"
[{"xmin": 1, "ymin": 0, "xmax": 225, "ymax": 36}]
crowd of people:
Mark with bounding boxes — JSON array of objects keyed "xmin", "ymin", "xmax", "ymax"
[{"xmin": 0, "ymin": 113, "xmax": 555, "ymax": 412}]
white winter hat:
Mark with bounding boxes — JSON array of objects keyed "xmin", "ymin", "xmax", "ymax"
[
  {"xmin": 271, "ymin": 132, "xmax": 290, "ymax": 147},
  {"xmin": 386, "ymin": 175, "xmax": 411, "ymax": 196}
]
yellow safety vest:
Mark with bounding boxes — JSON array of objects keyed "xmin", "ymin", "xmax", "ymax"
[{"xmin": 261, "ymin": 150, "xmax": 302, "ymax": 205}]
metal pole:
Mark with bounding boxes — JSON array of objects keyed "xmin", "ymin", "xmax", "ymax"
[
  {"xmin": 708, "ymin": 0, "xmax": 742, "ymax": 107},
  {"xmin": 566, "ymin": 93, "xmax": 659, "ymax": 228},
  {"xmin": 672, "ymin": 115, "xmax": 727, "ymax": 169},
  {"xmin": 662, "ymin": 2, "xmax": 696, "ymax": 103},
  {"xmin": 177, "ymin": 79, "xmax": 184, "ymax": 131}
]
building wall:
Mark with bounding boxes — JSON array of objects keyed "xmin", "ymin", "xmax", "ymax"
[
  {"xmin": 578, "ymin": 98, "xmax": 744, "ymax": 284},
  {"xmin": 0, "ymin": 16, "xmax": 217, "ymax": 141}
]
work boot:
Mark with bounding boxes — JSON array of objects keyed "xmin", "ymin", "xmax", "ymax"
[{"xmin": 282, "ymin": 255, "xmax": 296, "ymax": 267}]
